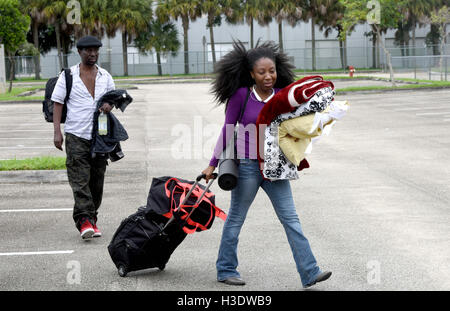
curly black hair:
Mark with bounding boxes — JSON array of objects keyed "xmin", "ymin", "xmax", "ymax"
[{"xmin": 211, "ymin": 40, "xmax": 295, "ymax": 110}]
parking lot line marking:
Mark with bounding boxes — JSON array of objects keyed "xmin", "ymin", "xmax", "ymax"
[
  {"xmin": 0, "ymin": 124, "xmax": 52, "ymax": 127},
  {"xmin": 0, "ymin": 250, "xmax": 74, "ymax": 256},
  {"xmin": 394, "ymin": 107, "xmax": 449, "ymax": 112},
  {"xmin": 376, "ymin": 102, "xmax": 449, "ymax": 108},
  {"xmin": 415, "ymin": 112, "xmax": 446, "ymax": 116},
  {"xmin": 392, "ymin": 107, "xmax": 422, "ymax": 111},
  {"xmin": 0, "ymin": 138, "xmax": 50, "ymax": 140},
  {"xmin": 0, "ymin": 114, "xmax": 43, "ymax": 117},
  {"xmin": 0, "ymin": 208, "xmax": 72, "ymax": 213},
  {"xmin": 0, "ymin": 130, "xmax": 53, "ymax": 132},
  {"xmin": 0, "ymin": 146, "xmax": 54, "ymax": 149},
  {"xmin": 375, "ymin": 103, "xmax": 408, "ymax": 106}
]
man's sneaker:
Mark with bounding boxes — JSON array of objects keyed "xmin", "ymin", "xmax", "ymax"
[
  {"xmin": 80, "ymin": 219, "xmax": 95, "ymax": 239},
  {"xmin": 93, "ymin": 223, "xmax": 102, "ymax": 238}
]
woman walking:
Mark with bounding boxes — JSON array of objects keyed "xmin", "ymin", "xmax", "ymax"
[{"xmin": 202, "ymin": 41, "xmax": 331, "ymax": 288}]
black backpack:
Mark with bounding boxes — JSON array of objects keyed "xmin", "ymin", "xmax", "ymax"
[{"xmin": 42, "ymin": 68, "xmax": 72, "ymax": 123}]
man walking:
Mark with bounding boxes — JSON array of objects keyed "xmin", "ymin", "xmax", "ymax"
[{"xmin": 52, "ymin": 35, "xmax": 115, "ymax": 239}]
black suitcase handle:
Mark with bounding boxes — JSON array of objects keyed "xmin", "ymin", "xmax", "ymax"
[{"xmin": 196, "ymin": 173, "xmax": 218, "ymax": 182}]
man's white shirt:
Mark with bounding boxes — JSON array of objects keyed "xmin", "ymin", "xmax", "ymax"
[{"xmin": 51, "ymin": 64, "xmax": 115, "ymax": 140}]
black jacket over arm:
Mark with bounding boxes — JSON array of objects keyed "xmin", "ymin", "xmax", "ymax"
[{"xmin": 91, "ymin": 89, "xmax": 133, "ymax": 161}]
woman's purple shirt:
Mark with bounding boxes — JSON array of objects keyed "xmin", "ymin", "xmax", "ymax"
[{"xmin": 209, "ymin": 87, "xmax": 280, "ymax": 167}]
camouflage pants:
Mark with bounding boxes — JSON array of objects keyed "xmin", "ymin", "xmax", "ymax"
[{"xmin": 65, "ymin": 133, "xmax": 107, "ymax": 230}]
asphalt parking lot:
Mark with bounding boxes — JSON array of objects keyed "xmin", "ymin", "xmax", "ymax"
[{"xmin": 0, "ymin": 80, "xmax": 449, "ymax": 291}]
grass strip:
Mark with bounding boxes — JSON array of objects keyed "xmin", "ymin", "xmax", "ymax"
[
  {"xmin": 0, "ymin": 156, "xmax": 66, "ymax": 171},
  {"xmin": 336, "ymin": 81, "xmax": 450, "ymax": 93},
  {"xmin": 0, "ymin": 87, "xmax": 43, "ymax": 102}
]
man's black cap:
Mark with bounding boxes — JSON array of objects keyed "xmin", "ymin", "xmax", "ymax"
[{"xmin": 76, "ymin": 35, "xmax": 103, "ymax": 49}]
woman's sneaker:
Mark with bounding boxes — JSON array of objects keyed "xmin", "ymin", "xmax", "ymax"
[{"xmin": 79, "ymin": 218, "xmax": 95, "ymax": 239}]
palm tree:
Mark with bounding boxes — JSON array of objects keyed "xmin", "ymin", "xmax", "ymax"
[
  {"xmin": 429, "ymin": 5, "xmax": 450, "ymax": 80},
  {"xmin": 134, "ymin": 19, "xmax": 180, "ymax": 75},
  {"xmin": 394, "ymin": 20, "xmax": 412, "ymax": 68},
  {"xmin": 200, "ymin": 0, "xmax": 227, "ymax": 65},
  {"xmin": 222, "ymin": 0, "xmax": 243, "ymax": 38},
  {"xmin": 156, "ymin": 0, "xmax": 202, "ymax": 74},
  {"xmin": 405, "ymin": 0, "xmax": 439, "ymax": 52},
  {"xmin": 364, "ymin": 25, "xmax": 383, "ymax": 69},
  {"xmin": 426, "ymin": 23, "xmax": 441, "ymax": 56},
  {"xmin": 43, "ymin": 0, "xmax": 69, "ymax": 70},
  {"xmin": 75, "ymin": 0, "xmax": 108, "ymax": 39},
  {"xmin": 265, "ymin": 0, "xmax": 304, "ymax": 52},
  {"xmin": 333, "ymin": 23, "xmax": 356, "ymax": 70},
  {"xmin": 403, "ymin": 0, "xmax": 441, "ymax": 78},
  {"xmin": 222, "ymin": 0, "xmax": 264, "ymax": 49},
  {"xmin": 20, "ymin": 0, "xmax": 49, "ymax": 79},
  {"xmin": 304, "ymin": 0, "xmax": 336, "ymax": 71},
  {"xmin": 108, "ymin": 0, "xmax": 152, "ymax": 76},
  {"xmin": 319, "ymin": 0, "xmax": 347, "ymax": 69},
  {"xmin": 242, "ymin": 0, "xmax": 262, "ymax": 49}
]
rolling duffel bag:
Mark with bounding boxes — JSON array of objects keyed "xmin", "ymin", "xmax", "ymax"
[{"xmin": 108, "ymin": 173, "xmax": 225, "ymax": 277}]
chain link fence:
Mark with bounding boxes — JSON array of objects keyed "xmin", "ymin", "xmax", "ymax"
[
  {"xmin": 5, "ymin": 44, "xmax": 450, "ymax": 80},
  {"xmin": 392, "ymin": 55, "xmax": 449, "ymax": 81}
]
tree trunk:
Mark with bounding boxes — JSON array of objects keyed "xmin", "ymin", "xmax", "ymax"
[
  {"xmin": 439, "ymin": 25, "xmax": 445, "ymax": 81},
  {"xmin": 32, "ymin": 20, "xmax": 41, "ymax": 80},
  {"xmin": 156, "ymin": 51, "xmax": 162, "ymax": 76},
  {"xmin": 278, "ymin": 22, "xmax": 283, "ymax": 51},
  {"xmin": 311, "ymin": 17, "xmax": 316, "ymax": 71},
  {"xmin": 344, "ymin": 38, "xmax": 348, "ymax": 69},
  {"xmin": 412, "ymin": 19, "xmax": 416, "ymax": 55},
  {"xmin": 445, "ymin": 24, "xmax": 448, "ymax": 44},
  {"xmin": 62, "ymin": 35, "xmax": 69, "ymax": 68},
  {"xmin": 405, "ymin": 36, "xmax": 411, "ymax": 69},
  {"xmin": 208, "ymin": 14, "xmax": 216, "ymax": 65},
  {"xmin": 400, "ymin": 38, "xmax": 406, "ymax": 68},
  {"xmin": 250, "ymin": 18, "xmax": 254, "ymax": 49},
  {"xmin": 55, "ymin": 21, "xmax": 63, "ymax": 71},
  {"xmin": 8, "ymin": 55, "xmax": 14, "ymax": 93},
  {"xmin": 339, "ymin": 39, "xmax": 344, "ymax": 69},
  {"xmin": 182, "ymin": 15, "xmax": 189, "ymax": 75},
  {"xmin": 122, "ymin": 30, "xmax": 128, "ymax": 76},
  {"xmin": 376, "ymin": 26, "xmax": 396, "ymax": 87},
  {"xmin": 376, "ymin": 37, "xmax": 380, "ymax": 69},
  {"xmin": 405, "ymin": 34, "xmax": 410, "ymax": 56},
  {"xmin": 344, "ymin": 38, "xmax": 348, "ymax": 67},
  {"xmin": 412, "ymin": 18, "xmax": 416, "ymax": 79},
  {"xmin": 372, "ymin": 33, "xmax": 377, "ymax": 68}
]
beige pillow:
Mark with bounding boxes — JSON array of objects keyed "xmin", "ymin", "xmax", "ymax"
[
  {"xmin": 278, "ymin": 113, "xmax": 323, "ymax": 166},
  {"xmin": 278, "ymin": 101, "xmax": 349, "ymax": 166}
]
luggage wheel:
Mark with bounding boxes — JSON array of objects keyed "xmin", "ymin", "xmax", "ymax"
[{"xmin": 118, "ymin": 265, "xmax": 128, "ymax": 277}]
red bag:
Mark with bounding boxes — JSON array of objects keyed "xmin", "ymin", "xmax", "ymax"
[{"xmin": 146, "ymin": 176, "xmax": 226, "ymax": 234}]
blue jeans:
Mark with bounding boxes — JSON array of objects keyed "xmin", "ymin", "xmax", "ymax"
[{"xmin": 216, "ymin": 159, "xmax": 321, "ymax": 287}]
